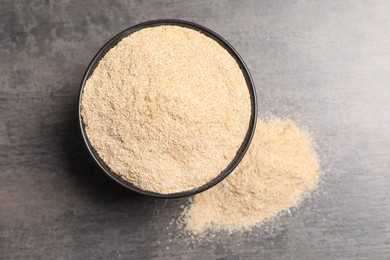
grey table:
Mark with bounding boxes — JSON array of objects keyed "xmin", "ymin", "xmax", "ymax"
[{"xmin": 1, "ymin": 0, "xmax": 390, "ymax": 259}]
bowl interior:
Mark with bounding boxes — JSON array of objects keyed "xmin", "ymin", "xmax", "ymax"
[{"xmin": 78, "ymin": 19, "xmax": 257, "ymax": 198}]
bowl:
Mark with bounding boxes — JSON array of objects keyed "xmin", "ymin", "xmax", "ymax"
[{"xmin": 78, "ymin": 19, "xmax": 257, "ymax": 198}]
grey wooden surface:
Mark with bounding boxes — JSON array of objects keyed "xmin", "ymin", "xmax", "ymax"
[{"xmin": 1, "ymin": 0, "xmax": 390, "ymax": 259}]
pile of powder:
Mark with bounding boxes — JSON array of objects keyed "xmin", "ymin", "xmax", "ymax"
[
  {"xmin": 81, "ymin": 25, "xmax": 252, "ymax": 194},
  {"xmin": 181, "ymin": 118, "xmax": 322, "ymax": 234}
]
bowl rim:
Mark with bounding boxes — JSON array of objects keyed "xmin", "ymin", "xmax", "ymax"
[{"xmin": 78, "ymin": 19, "xmax": 257, "ymax": 198}]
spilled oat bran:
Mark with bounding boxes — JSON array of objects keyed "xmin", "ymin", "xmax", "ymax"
[{"xmin": 182, "ymin": 118, "xmax": 322, "ymax": 234}]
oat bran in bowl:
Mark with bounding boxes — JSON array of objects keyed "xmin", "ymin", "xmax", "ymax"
[{"xmin": 78, "ymin": 19, "xmax": 257, "ymax": 198}]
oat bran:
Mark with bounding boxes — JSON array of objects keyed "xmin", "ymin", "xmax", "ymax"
[
  {"xmin": 81, "ymin": 25, "xmax": 252, "ymax": 194},
  {"xmin": 182, "ymin": 118, "xmax": 322, "ymax": 234}
]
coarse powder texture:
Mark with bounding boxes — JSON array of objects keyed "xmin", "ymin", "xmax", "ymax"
[
  {"xmin": 182, "ymin": 118, "xmax": 322, "ymax": 234},
  {"xmin": 81, "ymin": 25, "xmax": 251, "ymax": 194}
]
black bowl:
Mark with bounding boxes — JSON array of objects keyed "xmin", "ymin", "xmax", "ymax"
[{"xmin": 78, "ymin": 19, "xmax": 257, "ymax": 198}]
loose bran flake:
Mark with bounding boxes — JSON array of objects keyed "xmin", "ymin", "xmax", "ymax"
[
  {"xmin": 81, "ymin": 25, "xmax": 251, "ymax": 194},
  {"xmin": 181, "ymin": 118, "xmax": 322, "ymax": 234}
]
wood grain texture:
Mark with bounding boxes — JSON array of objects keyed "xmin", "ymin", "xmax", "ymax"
[{"xmin": 1, "ymin": 0, "xmax": 390, "ymax": 259}]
